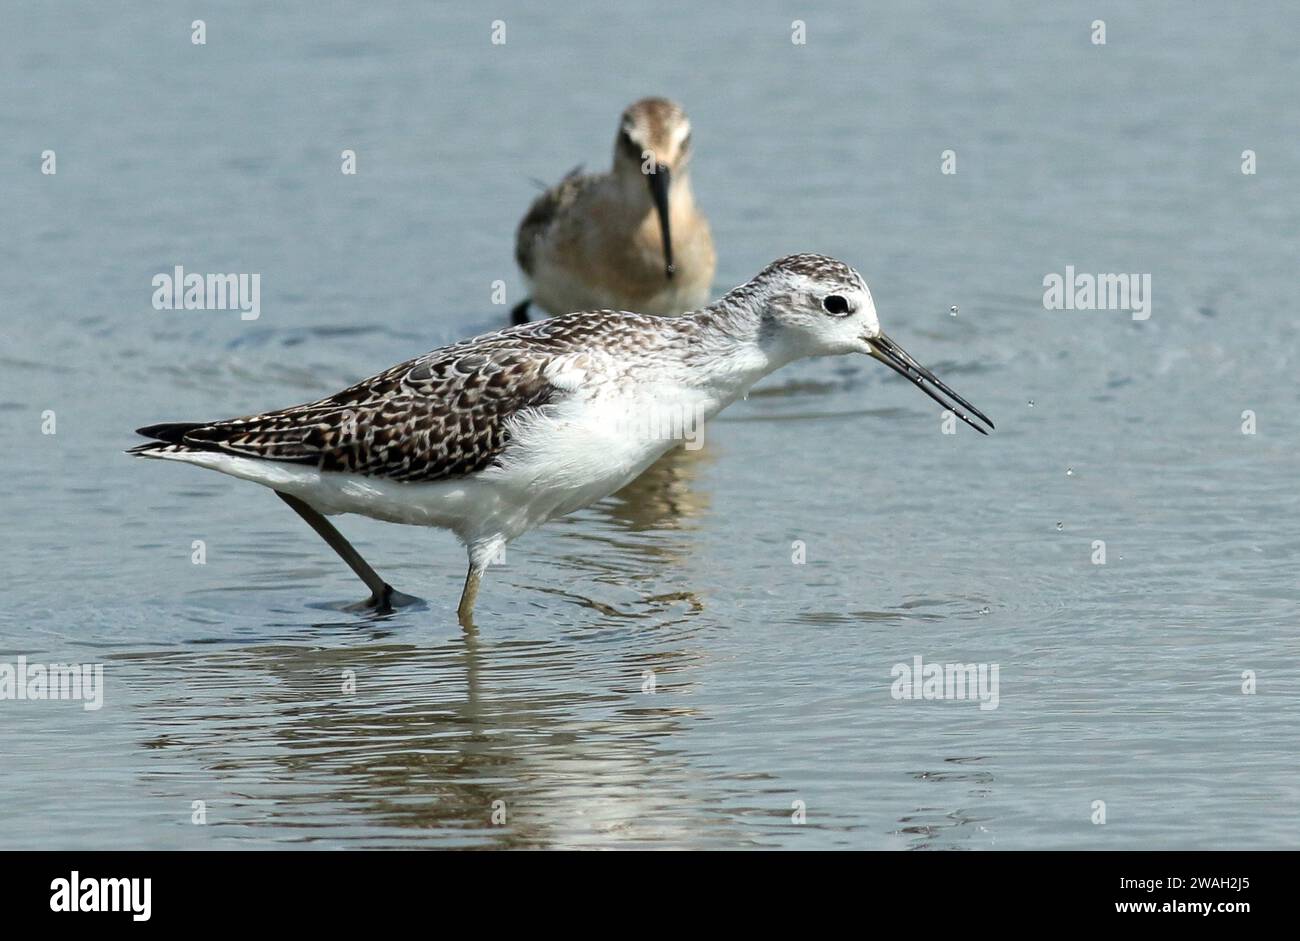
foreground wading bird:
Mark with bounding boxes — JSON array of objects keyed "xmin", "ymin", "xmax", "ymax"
[
  {"xmin": 131, "ymin": 254, "xmax": 993, "ymax": 627},
  {"xmin": 511, "ymin": 97, "xmax": 715, "ymax": 324}
]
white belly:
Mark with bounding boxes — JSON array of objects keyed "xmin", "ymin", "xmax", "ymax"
[
  {"xmin": 141, "ymin": 449, "xmax": 515, "ymax": 535},
  {"xmin": 487, "ymin": 389, "xmax": 696, "ymax": 526}
]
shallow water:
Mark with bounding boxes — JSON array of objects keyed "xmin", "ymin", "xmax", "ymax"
[{"xmin": 2, "ymin": 1, "xmax": 1298, "ymax": 849}]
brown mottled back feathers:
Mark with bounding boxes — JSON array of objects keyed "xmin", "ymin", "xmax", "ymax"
[{"xmin": 136, "ymin": 310, "xmax": 686, "ymax": 483}]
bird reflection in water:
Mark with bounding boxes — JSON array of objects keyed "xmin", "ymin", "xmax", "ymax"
[
  {"xmin": 542, "ymin": 444, "xmax": 716, "ymax": 620},
  {"xmin": 115, "ymin": 625, "xmax": 709, "ymax": 847}
]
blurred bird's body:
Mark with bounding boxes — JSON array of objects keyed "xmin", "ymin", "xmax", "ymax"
[{"xmin": 513, "ymin": 98, "xmax": 715, "ymax": 323}]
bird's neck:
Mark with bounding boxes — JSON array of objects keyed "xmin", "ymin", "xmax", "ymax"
[{"xmin": 672, "ymin": 294, "xmax": 798, "ymax": 403}]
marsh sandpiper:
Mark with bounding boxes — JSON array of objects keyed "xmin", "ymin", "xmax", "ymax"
[{"xmin": 131, "ymin": 254, "xmax": 992, "ymax": 627}]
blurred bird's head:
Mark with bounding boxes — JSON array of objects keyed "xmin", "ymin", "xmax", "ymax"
[{"xmin": 612, "ymin": 98, "xmax": 694, "ymax": 279}]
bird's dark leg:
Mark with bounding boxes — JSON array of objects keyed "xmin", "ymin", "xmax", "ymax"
[
  {"xmin": 276, "ymin": 491, "xmax": 406, "ymax": 612},
  {"xmin": 510, "ymin": 298, "xmax": 532, "ymax": 325}
]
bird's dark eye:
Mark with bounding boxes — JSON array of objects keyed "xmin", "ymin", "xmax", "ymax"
[
  {"xmin": 618, "ymin": 128, "xmax": 640, "ymax": 160},
  {"xmin": 822, "ymin": 294, "xmax": 851, "ymax": 315}
]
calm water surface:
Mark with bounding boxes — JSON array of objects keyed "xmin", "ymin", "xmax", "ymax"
[{"xmin": 2, "ymin": 1, "xmax": 1298, "ymax": 848}]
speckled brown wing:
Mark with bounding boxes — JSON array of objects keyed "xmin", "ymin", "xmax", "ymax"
[
  {"xmin": 515, "ymin": 166, "xmax": 587, "ymax": 277},
  {"xmin": 131, "ymin": 310, "xmax": 686, "ymax": 478},
  {"xmin": 154, "ymin": 344, "xmax": 561, "ymax": 483}
]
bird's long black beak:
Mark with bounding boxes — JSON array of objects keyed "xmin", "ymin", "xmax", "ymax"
[
  {"xmin": 866, "ymin": 333, "xmax": 994, "ymax": 435},
  {"xmin": 646, "ymin": 164, "xmax": 675, "ymax": 279}
]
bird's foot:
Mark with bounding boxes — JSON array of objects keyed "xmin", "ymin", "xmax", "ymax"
[{"xmin": 343, "ymin": 583, "xmax": 422, "ymax": 615}]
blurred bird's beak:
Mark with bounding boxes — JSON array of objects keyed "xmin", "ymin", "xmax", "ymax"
[
  {"xmin": 646, "ymin": 165, "xmax": 675, "ymax": 279},
  {"xmin": 866, "ymin": 333, "xmax": 995, "ymax": 435}
]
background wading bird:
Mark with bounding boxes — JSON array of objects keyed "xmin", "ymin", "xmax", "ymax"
[
  {"xmin": 129, "ymin": 254, "xmax": 992, "ymax": 627},
  {"xmin": 511, "ymin": 97, "xmax": 716, "ymax": 324}
]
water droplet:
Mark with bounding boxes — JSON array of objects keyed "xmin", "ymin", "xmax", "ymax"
[
  {"xmin": 1027, "ymin": 399, "xmax": 1035, "ymax": 408},
  {"xmin": 1066, "ymin": 467, "xmax": 1074, "ymax": 477},
  {"xmin": 1056, "ymin": 522, "xmax": 1064, "ymax": 531},
  {"xmin": 949, "ymin": 305, "xmax": 958, "ymax": 316}
]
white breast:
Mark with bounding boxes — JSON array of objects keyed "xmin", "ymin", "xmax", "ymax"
[{"xmin": 487, "ymin": 382, "xmax": 707, "ymax": 527}]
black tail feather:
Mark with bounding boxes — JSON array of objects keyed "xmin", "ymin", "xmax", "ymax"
[{"xmin": 134, "ymin": 421, "xmax": 206, "ymax": 443}]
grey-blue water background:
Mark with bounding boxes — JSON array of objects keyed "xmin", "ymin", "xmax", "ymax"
[{"xmin": 2, "ymin": 2, "xmax": 1297, "ymax": 848}]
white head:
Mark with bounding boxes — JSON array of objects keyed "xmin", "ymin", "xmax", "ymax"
[
  {"xmin": 724, "ymin": 254, "xmax": 994, "ymax": 434},
  {"xmin": 739, "ymin": 253, "xmax": 880, "ymax": 357}
]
